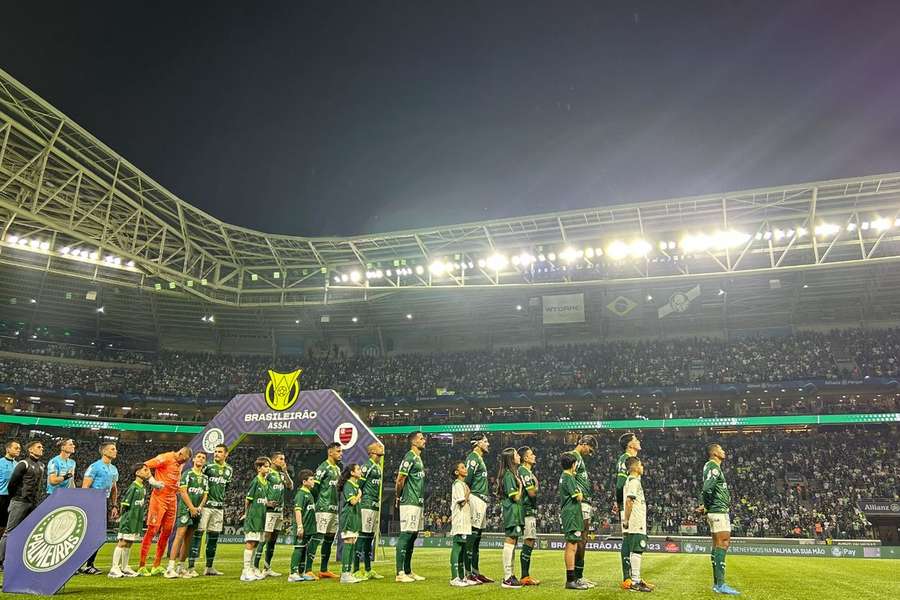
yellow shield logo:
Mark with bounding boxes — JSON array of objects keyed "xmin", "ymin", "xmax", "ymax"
[{"xmin": 265, "ymin": 369, "xmax": 302, "ymax": 411}]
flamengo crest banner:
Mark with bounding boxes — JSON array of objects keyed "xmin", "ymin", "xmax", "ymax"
[
  {"xmin": 542, "ymin": 293, "xmax": 585, "ymax": 324},
  {"xmin": 188, "ymin": 370, "xmax": 381, "ymax": 466},
  {"xmin": 2, "ymin": 488, "xmax": 108, "ymax": 595}
]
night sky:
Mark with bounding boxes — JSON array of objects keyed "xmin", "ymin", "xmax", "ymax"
[{"xmin": 3, "ymin": 1, "xmax": 899, "ymax": 236}]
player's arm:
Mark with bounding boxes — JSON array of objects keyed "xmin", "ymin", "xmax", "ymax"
[
  {"xmin": 80, "ymin": 466, "xmax": 93, "ymax": 489},
  {"xmin": 6, "ymin": 461, "xmax": 25, "ymax": 495},
  {"xmin": 282, "ymin": 468, "xmax": 294, "ymax": 491},
  {"xmin": 109, "ymin": 481, "xmax": 119, "ymax": 518},
  {"xmin": 311, "ymin": 468, "xmax": 323, "ymax": 500},
  {"xmin": 524, "ymin": 473, "xmax": 537, "ymax": 498},
  {"xmin": 623, "ymin": 496, "xmax": 634, "ymax": 528},
  {"xmin": 506, "ymin": 474, "xmax": 521, "ymax": 502},
  {"xmin": 48, "ymin": 461, "xmax": 66, "ymax": 486},
  {"xmin": 463, "ymin": 457, "xmax": 475, "ymax": 487},
  {"xmin": 294, "ymin": 504, "xmax": 303, "ymax": 535}
]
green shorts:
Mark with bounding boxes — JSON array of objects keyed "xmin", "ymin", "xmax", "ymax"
[
  {"xmin": 624, "ymin": 533, "xmax": 647, "ymax": 553},
  {"xmin": 505, "ymin": 524, "xmax": 523, "ymax": 538},
  {"xmin": 177, "ymin": 510, "xmax": 201, "ymax": 529},
  {"xmin": 564, "ymin": 529, "xmax": 582, "ymax": 543}
]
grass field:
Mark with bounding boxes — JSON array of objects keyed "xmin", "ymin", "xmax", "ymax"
[{"xmin": 3, "ymin": 545, "xmax": 896, "ymax": 599}]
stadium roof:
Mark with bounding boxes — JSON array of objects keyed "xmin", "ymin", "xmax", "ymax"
[{"xmin": 2, "ymin": 67, "xmax": 900, "ymax": 350}]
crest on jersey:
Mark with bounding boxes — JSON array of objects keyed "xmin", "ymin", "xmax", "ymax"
[{"xmin": 265, "ymin": 369, "xmax": 302, "ymax": 411}]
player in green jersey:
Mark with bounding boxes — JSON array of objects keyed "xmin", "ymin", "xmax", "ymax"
[
  {"xmin": 338, "ymin": 463, "xmax": 364, "ymax": 584},
  {"xmin": 288, "ymin": 469, "xmax": 317, "ymax": 582},
  {"xmin": 307, "ymin": 442, "xmax": 343, "ymax": 578},
  {"xmin": 254, "ymin": 451, "xmax": 294, "ymax": 577},
  {"xmin": 188, "ymin": 443, "xmax": 232, "ymax": 576},
  {"xmin": 517, "ymin": 445, "xmax": 540, "ymax": 586},
  {"xmin": 463, "ymin": 433, "xmax": 491, "ymax": 584},
  {"xmin": 165, "ymin": 452, "xmax": 208, "ymax": 579},
  {"xmin": 353, "ymin": 442, "xmax": 385, "ymax": 580},
  {"xmin": 395, "ymin": 430, "xmax": 426, "ymax": 583},
  {"xmin": 566, "ymin": 434, "xmax": 597, "ymax": 588},
  {"xmin": 698, "ymin": 443, "xmax": 740, "ymax": 595},
  {"xmin": 108, "ymin": 463, "xmax": 151, "ymax": 578},
  {"xmin": 614, "ymin": 432, "xmax": 642, "ymax": 589},
  {"xmin": 496, "ymin": 448, "xmax": 524, "ymax": 589},
  {"xmin": 241, "ymin": 457, "xmax": 271, "ymax": 582},
  {"xmin": 559, "ymin": 452, "xmax": 588, "ymax": 590},
  {"xmin": 622, "ymin": 456, "xmax": 652, "ymax": 593}
]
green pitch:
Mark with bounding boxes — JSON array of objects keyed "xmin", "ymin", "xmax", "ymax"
[{"xmin": 4, "ymin": 546, "xmax": 896, "ymax": 599}]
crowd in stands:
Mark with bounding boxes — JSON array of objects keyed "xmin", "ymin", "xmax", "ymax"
[
  {"xmin": 2, "ymin": 328, "xmax": 900, "ymax": 401},
  {"xmin": 5, "ymin": 425, "xmax": 894, "ymax": 541}
]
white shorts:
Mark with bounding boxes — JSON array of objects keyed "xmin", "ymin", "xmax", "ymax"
[
  {"xmin": 468, "ymin": 495, "xmax": 487, "ymax": 530},
  {"xmin": 707, "ymin": 513, "xmax": 731, "ymax": 534},
  {"xmin": 361, "ymin": 509, "xmax": 378, "ymax": 534},
  {"xmin": 264, "ymin": 512, "xmax": 285, "ymax": 533},
  {"xmin": 316, "ymin": 511, "xmax": 338, "ymax": 535},
  {"xmin": 341, "ymin": 531, "xmax": 359, "ymax": 540},
  {"xmin": 580, "ymin": 502, "xmax": 592, "ymax": 523},
  {"xmin": 245, "ymin": 531, "xmax": 263, "ymax": 542},
  {"xmin": 523, "ymin": 516, "xmax": 537, "ymax": 540},
  {"xmin": 199, "ymin": 507, "xmax": 224, "ymax": 533},
  {"xmin": 117, "ymin": 532, "xmax": 140, "ymax": 542},
  {"xmin": 399, "ymin": 505, "xmax": 424, "ymax": 532}
]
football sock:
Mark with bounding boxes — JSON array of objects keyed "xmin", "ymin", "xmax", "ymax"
[
  {"xmin": 520, "ymin": 543, "xmax": 533, "ymax": 577},
  {"xmin": 630, "ymin": 552, "xmax": 642, "ymax": 584},
  {"xmin": 502, "ymin": 541, "xmax": 515, "ymax": 580},
  {"xmin": 320, "ymin": 534, "xmax": 335, "ymax": 571},
  {"xmin": 305, "ymin": 534, "xmax": 321, "ymax": 573},
  {"xmin": 205, "ymin": 532, "xmax": 219, "ymax": 567},
  {"xmin": 396, "ymin": 532, "xmax": 410, "ymax": 573}
]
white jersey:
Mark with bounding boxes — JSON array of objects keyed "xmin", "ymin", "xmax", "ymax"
[
  {"xmin": 450, "ymin": 479, "xmax": 473, "ymax": 536},
  {"xmin": 623, "ymin": 475, "xmax": 647, "ymax": 534}
]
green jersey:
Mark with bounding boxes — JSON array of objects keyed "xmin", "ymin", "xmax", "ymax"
[
  {"xmin": 615, "ymin": 452, "xmax": 632, "ymax": 506},
  {"xmin": 500, "ymin": 470, "xmax": 523, "ymax": 530},
  {"xmin": 559, "ymin": 471, "xmax": 582, "ymax": 534},
  {"xmin": 359, "ymin": 458, "xmax": 382, "ymax": 511},
  {"xmin": 294, "ymin": 487, "xmax": 316, "ymax": 535},
  {"xmin": 176, "ymin": 468, "xmax": 208, "ymax": 517},
  {"xmin": 118, "ymin": 480, "xmax": 147, "ymax": 535},
  {"xmin": 245, "ymin": 475, "xmax": 269, "ymax": 533},
  {"xmin": 519, "ymin": 465, "xmax": 538, "ymax": 517},
  {"xmin": 464, "ymin": 450, "xmax": 489, "ymax": 500},
  {"xmin": 567, "ymin": 449, "xmax": 591, "ymax": 501},
  {"xmin": 341, "ymin": 479, "xmax": 362, "ymax": 533},
  {"xmin": 398, "ymin": 450, "xmax": 425, "ymax": 507},
  {"xmin": 314, "ymin": 460, "xmax": 341, "ymax": 513},
  {"xmin": 203, "ymin": 462, "xmax": 233, "ymax": 508},
  {"xmin": 702, "ymin": 460, "xmax": 731, "ymax": 513},
  {"xmin": 266, "ymin": 469, "xmax": 288, "ymax": 511}
]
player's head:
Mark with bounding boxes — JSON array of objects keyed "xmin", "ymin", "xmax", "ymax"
[
  {"xmin": 517, "ymin": 446, "xmax": 535, "ymax": 466},
  {"xmin": 271, "ymin": 451, "xmax": 286, "ymax": 469},
  {"xmin": 560, "ymin": 452, "xmax": 576, "ymax": 471},
  {"xmin": 176, "ymin": 446, "xmax": 193, "ymax": 464},
  {"xmin": 26, "ymin": 440, "xmax": 43, "ymax": 457},
  {"xmin": 576, "ymin": 434, "xmax": 597, "ymax": 456},
  {"xmin": 100, "ymin": 442, "xmax": 117, "ymax": 459},
  {"xmin": 408, "ymin": 431, "xmax": 426, "ymax": 450},
  {"xmin": 625, "ymin": 456, "xmax": 643, "ymax": 476},
  {"xmin": 470, "ymin": 433, "xmax": 489, "ymax": 453},
  {"xmin": 452, "ymin": 461, "xmax": 467, "ymax": 480},
  {"xmin": 298, "ymin": 468, "xmax": 315, "ymax": 489},
  {"xmin": 133, "ymin": 462, "xmax": 151, "ymax": 481},
  {"xmin": 57, "ymin": 438, "xmax": 75, "ymax": 455},
  {"xmin": 214, "ymin": 444, "xmax": 229, "ymax": 463},
  {"xmin": 619, "ymin": 432, "xmax": 641, "ymax": 452},
  {"xmin": 366, "ymin": 442, "xmax": 384, "ymax": 460},
  {"xmin": 255, "ymin": 457, "xmax": 270, "ymax": 475},
  {"xmin": 5, "ymin": 440, "xmax": 21, "ymax": 458},
  {"xmin": 326, "ymin": 442, "xmax": 343, "ymax": 462},
  {"xmin": 193, "ymin": 452, "xmax": 207, "ymax": 468},
  {"xmin": 707, "ymin": 443, "xmax": 725, "ymax": 460}
]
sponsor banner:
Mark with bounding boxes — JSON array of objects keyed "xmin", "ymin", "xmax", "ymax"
[
  {"xmin": 542, "ymin": 293, "xmax": 585, "ymax": 324},
  {"xmin": 3, "ymin": 488, "xmax": 108, "ymax": 595},
  {"xmin": 188, "ymin": 371, "xmax": 381, "ymax": 466},
  {"xmin": 858, "ymin": 498, "xmax": 900, "ymax": 516}
]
